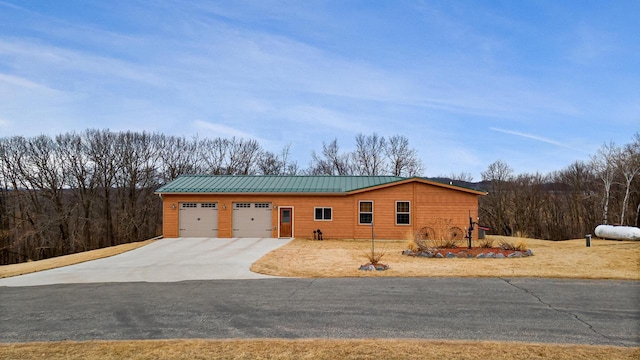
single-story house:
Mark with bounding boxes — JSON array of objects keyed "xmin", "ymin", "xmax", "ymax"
[{"xmin": 155, "ymin": 175, "xmax": 486, "ymax": 240}]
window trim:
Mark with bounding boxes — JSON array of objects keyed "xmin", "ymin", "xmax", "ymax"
[
  {"xmin": 358, "ymin": 200, "xmax": 374, "ymax": 225},
  {"xmin": 396, "ymin": 201, "xmax": 411, "ymax": 225},
  {"xmin": 314, "ymin": 207, "xmax": 333, "ymax": 221}
]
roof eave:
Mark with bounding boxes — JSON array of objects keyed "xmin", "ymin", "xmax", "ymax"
[
  {"xmin": 347, "ymin": 177, "xmax": 487, "ymax": 196},
  {"xmin": 154, "ymin": 191, "xmax": 349, "ymax": 196},
  {"xmin": 414, "ymin": 177, "xmax": 487, "ymax": 195}
]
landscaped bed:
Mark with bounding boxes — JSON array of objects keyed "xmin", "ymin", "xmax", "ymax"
[
  {"xmin": 402, "ymin": 247, "xmax": 533, "ymax": 258},
  {"xmin": 251, "ymin": 235, "xmax": 640, "ymax": 279}
]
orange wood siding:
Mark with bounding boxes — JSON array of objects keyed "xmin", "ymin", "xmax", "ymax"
[{"xmin": 161, "ymin": 181, "xmax": 482, "ymax": 240}]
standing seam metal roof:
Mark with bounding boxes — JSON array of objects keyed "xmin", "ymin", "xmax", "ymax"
[{"xmin": 155, "ymin": 175, "xmax": 405, "ymax": 193}]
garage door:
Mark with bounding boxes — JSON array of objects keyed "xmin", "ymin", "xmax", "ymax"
[
  {"xmin": 179, "ymin": 202, "xmax": 218, "ymax": 237},
  {"xmin": 232, "ymin": 202, "xmax": 272, "ymax": 238}
]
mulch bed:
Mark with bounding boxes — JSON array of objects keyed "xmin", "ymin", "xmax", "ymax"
[
  {"xmin": 402, "ymin": 247, "xmax": 533, "ymax": 258},
  {"xmin": 359, "ymin": 263, "xmax": 390, "ymax": 271}
]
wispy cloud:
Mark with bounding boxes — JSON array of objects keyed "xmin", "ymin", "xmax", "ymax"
[
  {"xmin": 281, "ymin": 105, "xmax": 369, "ymax": 134},
  {"xmin": 0, "ymin": 73, "xmax": 58, "ymax": 91},
  {"xmin": 0, "ymin": 39, "xmax": 165, "ymax": 87},
  {"xmin": 0, "ymin": 0, "xmax": 29, "ymax": 12},
  {"xmin": 490, "ymin": 127, "xmax": 588, "ymax": 153},
  {"xmin": 193, "ymin": 120, "xmax": 268, "ymax": 143},
  {"xmin": 0, "ymin": 0, "xmax": 635, "ymax": 179}
]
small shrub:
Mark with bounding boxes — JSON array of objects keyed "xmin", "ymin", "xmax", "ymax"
[
  {"xmin": 499, "ymin": 240, "xmax": 516, "ymax": 251},
  {"xmin": 439, "ymin": 239, "xmax": 460, "ymax": 249},
  {"xmin": 514, "ymin": 240, "xmax": 528, "ymax": 251},
  {"xmin": 364, "ymin": 249, "xmax": 386, "ymax": 265},
  {"xmin": 406, "ymin": 240, "xmax": 419, "ymax": 252},
  {"xmin": 405, "ymin": 231, "xmax": 419, "ymax": 252},
  {"xmin": 478, "ymin": 238, "xmax": 494, "ymax": 248}
]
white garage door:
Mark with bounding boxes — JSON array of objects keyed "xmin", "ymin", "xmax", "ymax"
[
  {"xmin": 232, "ymin": 202, "xmax": 272, "ymax": 238},
  {"xmin": 179, "ymin": 202, "xmax": 218, "ymax": 237}
]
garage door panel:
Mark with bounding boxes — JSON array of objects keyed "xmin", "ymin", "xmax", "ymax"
[
  {"xmin": 179, "ymin": 202, "xmax": 218, "ymax": 237},
  {"xmin": 232, "ymin": 202, "xmax": 272, "ymax": 238}
]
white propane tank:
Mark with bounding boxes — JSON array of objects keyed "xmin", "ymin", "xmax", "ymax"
[{"xmin": 594, "ymin": 225, "xmax": 640, "ymax": 241}]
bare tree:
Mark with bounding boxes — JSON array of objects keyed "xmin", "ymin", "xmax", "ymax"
[
  {"xmin": 85, "ymin": 129, "xmax": 120, "ymax": 247},
  {"xmin": 480, "ymin": 160, "xmax": 514, "ymax": 235},
  {"xmin": 257, "ymin": 151, "xmax": 281, "ymax": 175},
  {"xmin": 616, "ymin": 136, "xmax": 640, "ymax": 225},
  {"xmin": 448, "ymin": 172, "xmax": 474, "ymax": 182},
  {"xmin": 158, "ymin": 135, "xmax": 198, "ymax": 182},
  {"xmin": 633, "ymin": 133, "xmax": 640, "ymax": 227},
  {"xmin": 56, "ymin": 132, "xmax": 98, "ymax": 250},
  {"xmin": 115, "ymin": 131, "xmax": 161, "ymax": 241},
  {"xmin": 554, "ymin": 161, "xmax": 598, "ymax": 238},
  {"xmin": 385, "ymin": 135, "xmax": 423, "ymax": 177},
  {"xmin": 353, "ymin": 133, "xmax": 387, "ymax": 175},
  {"xmin": 198, "ymin": 137, "xmax": 229, "ymax": 175},
  {"xmin": 257, "ymin": 144, "xmax": 298, "ymax": 175},
  {"xmin": 280, "ymin": 143, "xmax": 299, "ymax": 175},
  {"xmin": 590, "ymin": 142, "xmax": 619, "ymax": 225},
  {"xmin": 309, "ymin": 139, "xmax": 353, "ymax": 175},
  {"xmin": 226, "ymin": 138, "xmax": 262, "ymax": 175}
]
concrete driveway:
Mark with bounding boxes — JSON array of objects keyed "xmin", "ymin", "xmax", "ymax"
[{"xmin": 0, "ymin": 237, "xmax": 292, "ymax": 287}]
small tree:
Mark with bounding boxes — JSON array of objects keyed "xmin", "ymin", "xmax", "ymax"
[{"xmin": 590, "ymin": 142, "xmax": 619, "ymax": 225}]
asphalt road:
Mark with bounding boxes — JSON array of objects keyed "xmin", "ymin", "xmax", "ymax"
[{"xmin": 1, "ymin": 277, "xmax": 638, "ymax": 346}]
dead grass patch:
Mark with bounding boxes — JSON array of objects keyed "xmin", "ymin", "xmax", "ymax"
[
  {"xmin": 0, "ymin": 339, "xmax": 637, "ymax": 360},
  {"xmin": 251, "ymin": 235, "xmax": 640, "ymax": 279},
  {"xmin": 0, "ymin": 239, "xmax": 157, "ymax": 279}
]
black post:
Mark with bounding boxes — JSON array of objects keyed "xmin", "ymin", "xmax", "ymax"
[
  {"xmin": 371, "ymin": 219, "xmax": 375, "ymax": 261},
  {"xmin": 466, "ymin": 210, "xmax": 476, "ymax": 249}
]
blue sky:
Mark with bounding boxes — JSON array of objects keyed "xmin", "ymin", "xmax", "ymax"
[{"xmin": 1, "ymin": 0, "xmax": 638, "ymax": 180}]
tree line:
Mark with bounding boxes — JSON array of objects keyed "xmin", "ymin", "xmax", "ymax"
[
  {"xmin": 479, "ymin": 133, "xmax": 640, "ymax": 240},
  {"xmin": 0, "ymin": 129, "xmax": 638, "ymax": 264},
  {"xmin": 0, "ymin": 130, "xmax": 421, "ymax": 264}
]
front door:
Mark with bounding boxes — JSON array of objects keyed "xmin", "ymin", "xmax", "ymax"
[{"xmin": 280, "ymin": 207, "xmax": 292, "ymax": 238}]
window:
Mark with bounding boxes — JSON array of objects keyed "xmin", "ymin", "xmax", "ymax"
[
  {"xmin": 254, "ymin": 203, "xmax": 270, "ymax": 208},
  {"xmin": 314, "ymin": 207, "xmax": 332, "ymax": 221},
  {"xmin": 235, "ymin": 203, "xmax": 250, "ymax": 208},
  {"xmin": 181, "ymin": 203, "xmax": 197, "ymax": 208},
  {"xmin": 201, "ymin": 203, "xmax": 217, "ymax": 208},
  {"xmin": 359, "ymin": 201, "xmax": 373, "ymax": 224},
  {"xmin": 282, "ymin": 209, "xmax": 291, "ymax": 223},
  {"xmin": 396, "ymin": 201, "xmax": 410, "ymax": 225}
]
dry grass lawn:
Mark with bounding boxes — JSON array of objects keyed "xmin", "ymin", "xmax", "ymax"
[
  {"xmin": 251, "ymin": 235, "xmax": 640, "ymax": 280},
  {"xmin": 0, "ymin": 339, "xmax": 637, "ymax": 360},
  {"xmin": 0, "ymin": 238, "xmax": 157, "ymax": 279}
]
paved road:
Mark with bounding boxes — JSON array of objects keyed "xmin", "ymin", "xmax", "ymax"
[
  {"xmin": 1, "ymin": 278, "xmax": 638, "ymax": 346},
  {"xmin": 0, "ymin": 238, "xmax": 292, "ymax": 286}
]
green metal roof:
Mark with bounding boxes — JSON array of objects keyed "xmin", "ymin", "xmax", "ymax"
[{"xmin": 156, "ymin": 175, "xmax": 405, "ymax": 194}]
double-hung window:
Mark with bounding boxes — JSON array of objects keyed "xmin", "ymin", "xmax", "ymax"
[
  {"xmin": 396, "ymin": 201, "xmax": 410, "ymax": 225},
  {"xmin": 359, "ymin": 201, "xmax": 373, "ymax": 225},
  {"xmin": 314, "ymin": 207, "xmax": 332, "ymax": 221}
]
